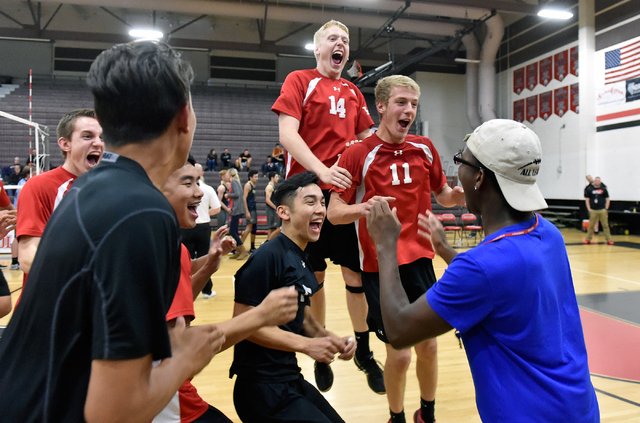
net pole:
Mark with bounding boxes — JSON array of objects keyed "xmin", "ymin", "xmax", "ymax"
[{"xmin": 29, "ymin": 69, "xmax": 35, "ymax": 176}]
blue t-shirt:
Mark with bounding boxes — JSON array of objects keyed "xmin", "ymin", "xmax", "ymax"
[{"xmin": 427, "ymin": 215, "xmax": 599, "ymax": 422}]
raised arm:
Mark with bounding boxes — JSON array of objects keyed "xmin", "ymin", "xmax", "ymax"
[
  {"xmin": 327, "ymin": 191, "xmax": 395, "ymax": 226},
  {"xmin": 279, "ymin": 113, "xmax": 352, "ymax": 190}
]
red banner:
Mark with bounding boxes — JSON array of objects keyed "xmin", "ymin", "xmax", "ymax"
[
  {"xmin": 514, "ymin": 68, "xmax": 524, "ymax": 95},
  {"xmin": 554, "ymin": 50, "xmax": 568, "ymax": 82},
  {"xmin": 526, "ymin": 96, "xmax": 538, "ymax": 123},
  {"xmin": 570, "ymin": 83, "xmax": 579, "ymax": 114},
  {"xmin": 554, "ymin": 86, "xmax": 569, "ymax": 117},
  {"xmin": 513, "ymin": 99, "xmax": 525, "ymax": 123},
  {"xmin": 540, "ymin": 91, "xmax": 552, "ymax": 120},
  {"xmin": 526, "ymin": 63, "xmax": 538, "ymax": 91},
  {"xmin": 539, "ymin": 56, "xmax": 552, "ymax": 86},
  {"xmin": 570, "ymin": 47, "xmax": 579, "ymax": 76}
]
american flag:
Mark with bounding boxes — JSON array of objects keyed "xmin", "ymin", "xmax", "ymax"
[{"xmin": 605, "ymin": 39, "xmax": 640, "ymax": 84}]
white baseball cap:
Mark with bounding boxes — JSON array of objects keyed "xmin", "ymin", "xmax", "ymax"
[{"xmin": 465, "ymin": 119, "xmax": 548, "ymax": 212}]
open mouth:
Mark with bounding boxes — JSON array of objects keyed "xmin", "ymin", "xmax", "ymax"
[
  {"xmin": 310, "ymin": 221, "xmax": 323, "ymax": 233},
  {"xmin": 398, "ymin": 119, "xmax": 410, "ymax": 130},
  {"xmin": 86, "ymin": 152, "xmax": 101, "ymax": 167},
  {"xmin": 188, "ymin": 202, "xmax": 200, "ymax": 219},
  {"xmin": 332, "ymin": 51, "xmax": 343, "ymax": 66}
]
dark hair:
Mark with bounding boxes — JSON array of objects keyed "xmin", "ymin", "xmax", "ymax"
[
  {"xmin": 267, "ymin": 171, "xmax": 278, "ymax": 180},
  {"xmin": 57, "ymin": 109, "xmax": 96, "ymax": 159},
  {"xmin": 87, "ymin": 41, "xmax": 194, "ymax": 147},
  {"xmin": 272, "ymin": 171, "xmax": 319, "ymax": 208},
  {"xmin": 187, "ymin": 154, "xmax": 196, "ymax": 166},
  {"xmin": 248, "ymin": 170, "xmax": 258, "ymax": 179}
]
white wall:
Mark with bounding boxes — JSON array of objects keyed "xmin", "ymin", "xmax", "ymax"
[{"xmin": 415, "ymin": 71, "xmax": 473, "ymax": 175}]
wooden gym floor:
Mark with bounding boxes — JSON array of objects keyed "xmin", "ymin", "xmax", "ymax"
[{"xmin": 1, "ymin": 226, "xmax": 639, "ymax": 422}]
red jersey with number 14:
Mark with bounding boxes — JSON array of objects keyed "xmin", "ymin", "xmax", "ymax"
[
  {"xmin": 332, "ymin": 133, "xmax": 447, "ymax": 272},
  {"xmin": 271, "ymin": 68, "xmax": 374, "ymax": 190}
]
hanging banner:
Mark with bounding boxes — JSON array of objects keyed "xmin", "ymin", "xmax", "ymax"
[
  {"xmin": 526, "ymin": 96, "xmax": 538, "ymax": 123},
  {"xmin": 514, "ymin": 68, "xmax": 524, "ymax": 94},
  {"xmin": 513, "ymin": 99, "xmax": 525, "ymax": 122},
  {"xmin": 526, "ymin": 62, "xmax": 538, "ymax": 91},
  {"xmin": 597, "ymin": 82, "xmax": 626, "ymax": 107},
  {"xmin": 570, "ymin": 83, "xmax": 579, "ymax": 114},
  {"xmin": 540, "ymin": 91, "xmax": 552, "ymax": 120},
  {"xmin": 626, "ymin": 77, "xmax": 640, "ymax": 102},
  {"xmin": 554, "ymin": 86, "xmax": 569, "ymax": 117},
  {"xmin": 539, "ymin": 56, "xmax": 552, "ymax": 86},
  {"xmin": 570, "ymin": 47, "xmax": 579, "ymax": 76},
  {"xmin": 554, "ymin": 50, "xmax": 569, "ymax": 82}
]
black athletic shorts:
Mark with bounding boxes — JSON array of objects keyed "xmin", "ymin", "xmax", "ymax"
[
  {"xmin": 362, "ymin": 257, "xmax": 437, "ymax": 344},
  {"xmin": 233, "ymin": 375, "xmax": 344, "ymax": 423},
  {"xmin": 305, "ymin": 189, "xmax": 360, "ymax": 273},
  {"xmin": 192, "ymin": 405, "xmax": 233, "ymax": 423}
]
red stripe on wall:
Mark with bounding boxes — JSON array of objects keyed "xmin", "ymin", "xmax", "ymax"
[{"xmin": 596, "ymin": 108, "xmax": 640, "ymax": 122}]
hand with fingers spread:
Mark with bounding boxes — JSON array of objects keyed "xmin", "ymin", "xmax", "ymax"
[
  {"xmin": 209, "ymin": 225, "xmax": 236, "ymax": 258},
  {"xmin": 257, "ymin": 286, "xmax": 299, "ymax": 327},
  {"xmin": 169, "ymin": 316, "xmax": 226, "ymax": 378},
  {"xmin": 366, "ymin": 200, "xmax": 402, "ymax": 249},
  {"xmin": 319, "ymin": 156, "xmax": 352, "ymax": 190},
  {"xmin": 0, "ymin": 210, "xmax": 17, "ymax": 238}
]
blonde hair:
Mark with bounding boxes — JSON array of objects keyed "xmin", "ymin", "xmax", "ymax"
[
  {"xmin": 375, "ymin": 75, "xmax": 421, "ymax": 106},
  {"xmin": 219, "ymin": 169, "xmax": 228, "ymax": 177},
  {"xmin": 313, "ymin": 20, "xmax": 349, "ymax": 53},
  {"xmin": 228, "ymin": 168, "xmax": 240, "ymax": 182}
]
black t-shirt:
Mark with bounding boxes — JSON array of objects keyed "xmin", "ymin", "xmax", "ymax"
[
  {"xmin": 239, "ymin": 152, "xmax": 251, "ymax": 163},
  {"xmin": 0, "ymin": 271, "xmax": 9, "ymax": 297},
  {"xmin": 585, "ymin": 184, "xmax": 609, "ymax": 210},
  {"xmin": 230, "ymin": 233, "xmax": 317, "ymax": 382},
  {"xmin": 0, "ymin": 152, "xmax": 181, "ymax": 422},
  {"xmin": 221, "ymin": 152, "xmax": 231, "ymax": 166}
]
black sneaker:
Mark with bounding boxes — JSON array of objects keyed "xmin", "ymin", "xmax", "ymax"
[
  {"xmin": 314, "ymin": 361, "xmax": 333, "ymax": 392},
  {"xmin": 354, "ymin": 352, "xmax": 386, "ymax": 394},
  {"xmin": 249, "ymin": 247, "xmax": 257, "ymax": 254}
]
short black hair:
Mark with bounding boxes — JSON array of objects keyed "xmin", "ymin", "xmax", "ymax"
[
  {"xmin": 248, "ymin": 170, "xmax": 258, "ymax": 179},
  {"xmin": 272, "ymin": 171, "xmax": 319, "ymax": 208},
  {"xmin": 187, "ymin": 154, "xmax": 196, "ymax": 166},
  {"xmin": 267, "ymin": 171, "xmax": 278, "ymax": 180},
  {"xmin": 87, "ymin": 41, "xmax": 194, "ymax": 147}
]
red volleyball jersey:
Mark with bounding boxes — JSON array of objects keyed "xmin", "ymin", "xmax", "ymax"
[
  {"xmin": 332, "ymin": 133, "xmax": 447, "ymax": 272},
  {"xmin": 272, "ymin": 68, "xmax": 374, "ymax": 190}
]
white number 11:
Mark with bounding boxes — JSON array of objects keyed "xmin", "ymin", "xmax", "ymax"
[{"xmin": 390, "ymin": 163, "xmax": 412, "ymax": 186}]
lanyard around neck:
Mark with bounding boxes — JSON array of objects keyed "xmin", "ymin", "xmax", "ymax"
[{"xmin": 483, "ymin": 214, "xmax": 539, "ymax": 245}]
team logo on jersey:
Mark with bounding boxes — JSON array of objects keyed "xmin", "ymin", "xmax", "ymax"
[
  {"xmin": 333, "ymin": 86, "xmax": 340, "ymax": 92},
  {"xmin": 394, "ymin": 150, "xmax": 403, "ymax": 156},
  {"xmin": 301, "ymin": 260, "xmax": 306, "ymax": 268},
  {"xmin": 301, "ymin": 284, "xmax": 312, "ymax": 296},
  {"xmin": 363, "ymin": 106, "xmax": 370, "ymax": 115}
]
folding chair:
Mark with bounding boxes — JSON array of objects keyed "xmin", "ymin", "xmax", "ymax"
[
  {"xmin": 461, "ymin": 213, "xmax": 483, "ymax": 246},
  {"xmin": 438, "ymin": 213, "xmax": 462, "ymax": 245}
]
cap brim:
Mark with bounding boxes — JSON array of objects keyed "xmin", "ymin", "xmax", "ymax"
[{"xmin": 494, "ymin": 173, "xmax": 548, "ymax": 212}]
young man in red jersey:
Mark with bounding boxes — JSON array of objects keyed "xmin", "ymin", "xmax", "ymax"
[
  {"xmin": 327, "ymin": 75, "xmax": 465, "ymax": 423},
  {"xmin": 16, "ymin": 109, "xmax": 103, "ymax": 282},
  {"xmin": 156, "ymin": 157, "xmax": 299, "ymax": 423},
  {"xmin": 272, "ymin": 19, "xmax": 383, "ymax": 394}
]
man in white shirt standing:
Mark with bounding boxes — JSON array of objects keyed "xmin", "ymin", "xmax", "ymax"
[{"xmin": 181, "ymin": 161, "xmax": 221, "ymax": 298}]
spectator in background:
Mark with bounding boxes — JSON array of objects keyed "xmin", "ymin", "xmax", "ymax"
[
  {"xmin": 217, "ymin": 169, "xmax": 231, "ymax": 230},
  {"xmin": 236, "ymin": 149, "xmax": 252, "ymax": 171},
  {"xmin": 6, "ymin": 165, "xmax": 21, "ymax": 197},
  {"xmin": 207, "ymin": 148, "xmax": 217, "ymax": 171},
  {"xmin": 13, "ymin": 165, "xmax": 31, "ymax": 208},
  {"xmin": 221, "ymin": 148, "xmax": 232, "ymax": 168},
  {"xmin": 241, "ymin": 170, "xmax": 259, "ymax": 253},
  {"xmin": 227, "ymin": 168, "xmax": 248, "ymax": 260},
  {"xmin": 13, "ymin": 157, "xmax": 22, "ymax": 173},
  {"xmin": 584, "ymin": 176, "xmax": 613, "ymax": 245},
  {"xmin": 272, "ymin": 143, "xmax": 284, "ymax": 174},
  {"xmin": 261, "ymin": 155, "xmax": 278, "ymax": 176}
]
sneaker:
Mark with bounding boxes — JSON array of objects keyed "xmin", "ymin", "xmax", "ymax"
[
  {"xmin": 202, "ymin": 291, "xmax": 216, "ymax": 299},
  {"xmin": 0, "ymin": 263, "xmax": 6, "ymax": 269},
  {"xmin": 582, "ymin": 240, "xmax": 591, "ymax": 244},
  {"xmin": 314, "ymin": 361, "xmax": 334, "ymax": 392},
  {"xmin": 607, "ymin": 240, "xmax": 614, "ymax": 245},
  {"xmin": 354, "ymin": 352, "xmax": 385, "ymax": 394},
  {"xmin": 249, "ymin": 247, "xmax": 257, "ymax": 254},
  {"xmin": 9, "ymin": 263, "xmax": 20, "ymax": 270},
  {"xmin": 413, "ymin": 409, "xmax": 432, "ymax": 423}
]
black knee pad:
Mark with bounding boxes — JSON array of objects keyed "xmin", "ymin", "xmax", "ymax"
[{"xmin": 345, "ymin": 284, "xmax": 364, "ymax": 294}]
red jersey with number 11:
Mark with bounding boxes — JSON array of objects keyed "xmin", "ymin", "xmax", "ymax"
[
  {"xmin": 332, "ymin": 133, "xmax": 447, "ymax": 272},
  {"xmin": 271, "ymin": 68, "xmax": 374, "ymax": 190}
]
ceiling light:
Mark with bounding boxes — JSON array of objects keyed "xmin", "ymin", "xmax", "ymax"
[
  {"xmin": 305, "ymin": 43, "xmax": 315, "ymax": 50},
  {"xmin": 537, "ymin": 9, "xmax": 573, "ymax": 20},
  {"xmin": 129, "ymin": 29, "xmax": 164, "ymax": 40},
  {"xmin": 455, "ymin": 58, "xmax": 481, "ymax": 64}
]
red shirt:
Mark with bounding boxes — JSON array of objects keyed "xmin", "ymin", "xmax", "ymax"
[
  {"xmin": 332, "ymin": 133, "xmax": 447, "ymax": 272},
  {"xmin": 16, "ymin": 166, "xmax": 77, "ymax": 239},
  {"xmin": 157, "ymin": 244, "xmax": 208, "ymax": 423},
  {"xmin": 272, "ymin": 68, "xmax": 374, "ymax": 190},
  {"xmin": 0, "ymin": 181, "xmax": 10, "ymax": 208}
]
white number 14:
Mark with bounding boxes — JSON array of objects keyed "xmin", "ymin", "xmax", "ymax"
[
  {"xmin": 390, "ymin": 163, "xmax": 412, "ymax": 186},
  {"xmin": 329, "ymin": 96, "xmax": 346, "ymax": 118}
]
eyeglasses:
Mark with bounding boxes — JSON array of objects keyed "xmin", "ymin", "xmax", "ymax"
[{"xmin": 453, "ymin": 151, "xmax": 483, "ymax": 171}]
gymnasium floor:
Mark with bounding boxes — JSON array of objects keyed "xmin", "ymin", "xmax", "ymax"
[{"xmin": 1, "ymin": 226, "xmax": 639, "ymax": 422}]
